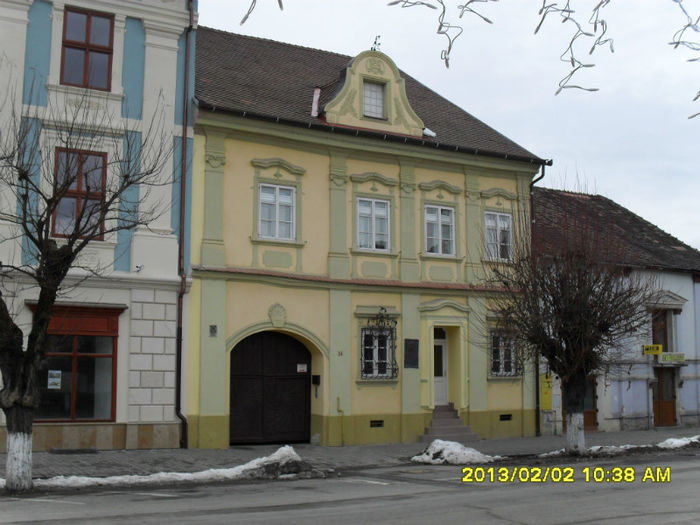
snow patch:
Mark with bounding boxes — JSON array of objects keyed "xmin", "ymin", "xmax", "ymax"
[
  {"xmin": 0, "ymin": 445, "xmax": 302, "ymax": 490},
  {"xmin": 587, "ymin": 444, "xmax": 648, "ymax": 455},
  {"xmin": 412, "ymin": 439, "xmax": 501, "ymax": 465},
  {"xmin": 538, "ymin": 448, "xmax": 565, "ymax": 458},
  {"xmin": 657, "ymin": 435, "xmax": 700, "ymax": 449}
]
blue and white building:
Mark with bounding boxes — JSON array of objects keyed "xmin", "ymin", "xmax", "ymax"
[{"xmin": 0, "ymin": 0, "xmax": 196, "ymax": 450}]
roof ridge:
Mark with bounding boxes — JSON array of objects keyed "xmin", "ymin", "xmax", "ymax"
[{"xmin": 198, "ymin": 25, "xmax": 354, "ymax": 62}]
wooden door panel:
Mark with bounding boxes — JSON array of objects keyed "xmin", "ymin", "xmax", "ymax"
[
  {"xmin": 230, "ymin": 332, "xmax": 311, "ymax": 444},
  {"xmin": 229, "ymin": 376, "xmax": 264, "ymax": 442},
  {"xmin": 653, "ymin": 368, "xmax": 676, "ymax": 426}
]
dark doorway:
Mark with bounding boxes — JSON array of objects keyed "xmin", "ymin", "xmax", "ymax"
[
  {"xmin": 229, "ymin": 332, "xmax": 311, "ymax": 444},
  {"xmin": 562, "ymin": 376, "xmax": 598, "ymax": 431},
  {"xmin": 653, "ymin": 367, "xmax": 676, "ymax": 427}
]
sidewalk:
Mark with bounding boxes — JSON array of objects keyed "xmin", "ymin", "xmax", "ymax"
[{"xmin": 1, "ymin": 426, "xmax": 698, "ymax": 481}]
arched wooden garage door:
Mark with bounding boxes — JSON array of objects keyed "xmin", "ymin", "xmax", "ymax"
[{"xmin": 229, "ymin": 332, "xmax": 311, "ymax": 444}]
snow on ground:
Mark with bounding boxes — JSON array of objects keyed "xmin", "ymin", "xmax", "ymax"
[
  {"xmin": 538, "ymin": 448, "xmax": 565, "ymax": 458},
  {"xmin": 587, "ymin": 444, "xmax": 649, "ymax": 455},
  {"xmin": 412, "ymin": 439, "xmax": 501, "ymax": 465},
  {"xmin": 0, "ymin": 445, "xmax": 302, "ymax": 490},
  {"xmin": 537, "ymin": 435, "xmax": 700, "ymax": 457},
  {"xmin": 657, "ymin": 435, "xmax": 700, "ymax": 449}
]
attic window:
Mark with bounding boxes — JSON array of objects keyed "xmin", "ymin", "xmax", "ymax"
[{"xmin": 363, "ymin": 81, "xmax": 385, "ymax": 119}]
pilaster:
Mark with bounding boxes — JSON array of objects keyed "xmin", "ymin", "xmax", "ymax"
[{"xmin": 200, "ymin": 131, "xmax": 227, "ymax": 266}]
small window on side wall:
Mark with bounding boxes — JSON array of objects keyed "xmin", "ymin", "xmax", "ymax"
[
  {"xmin": 363, "ymin": 81, "xmax": 385, "ymax": 119},
  {"xmin": 61, "ymin": 7, "xmax": 114, "ymax": 90}
]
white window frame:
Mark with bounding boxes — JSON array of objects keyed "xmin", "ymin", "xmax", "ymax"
[
  {"xmin": 361, "ymin": 327, "xmax": 395, "ymax": 379},
  {"xmin": 490, "ymin": 331, "xmax": 518, "ymax": 377},
  {"xmin": 258, "ymin": 183, "xmax": 296, "ymax": 240},
  {"xmin": 357, "ymin": 198, "xmax": 390, "ymax": 252},
  {"xmin": 363, "ymin": 81, "xmax": 385, "ymax": 119},
  {"xmin": 485, "ymin": 212, "xmax": 513, "ymax": 261},
  {"xmin": 424, "ymin": 205, "xmax": 455, "ymax": 256}
]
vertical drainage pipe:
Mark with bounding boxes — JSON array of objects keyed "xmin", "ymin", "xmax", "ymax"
[
  {"xmin": 175, "ymin": 0, "xmax": 194, "ymax": 449},
  {"xmin": 530, "ymin": 163, "xmax": 546, "ymax": 437}
]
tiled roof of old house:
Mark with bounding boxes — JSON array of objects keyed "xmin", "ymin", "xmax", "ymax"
[
  {"xmin": 533, "ymin": 187, "xmax": 700, "ymax": 274},
  {"xmin": 195, "ymin": 27, "xmax": 546, "ymax": 165}
]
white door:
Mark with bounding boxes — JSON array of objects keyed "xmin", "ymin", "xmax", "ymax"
[{"xmin": 434, "ymin": 338, "xmax": 448, "ymax": 405}]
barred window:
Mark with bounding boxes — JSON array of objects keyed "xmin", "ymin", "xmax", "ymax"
[
  {"xmin": 360, "ymin": 307, "xmax": 398, "ymax": 379},
  {"xmin": 490, "ymin": 331, "xmax": 518, "ymax": 377}
]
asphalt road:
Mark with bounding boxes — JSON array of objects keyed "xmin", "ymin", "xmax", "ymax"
[{"xmin": 2, "ymin": 450, "xmax": 699, "ymax": 524}]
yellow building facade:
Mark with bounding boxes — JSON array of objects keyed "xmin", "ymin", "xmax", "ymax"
[{"xmin": 187, "ymin": 29, "xmax": 549, "ymax": 448}]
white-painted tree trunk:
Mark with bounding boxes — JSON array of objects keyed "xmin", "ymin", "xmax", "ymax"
[
  {"xmin": 5, "ymin": 432, "xmax": 32, "ymax": 491},
  {"xmin": 565, "ymin": 412, "xmax": 585, "ymax": 454}
]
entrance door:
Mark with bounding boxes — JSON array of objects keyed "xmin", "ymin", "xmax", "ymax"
[
  {"xmin": 562, "ymin": 376, "xmax": 598, "ymax": 431},
  {"xmin": 653, "ymin": 367, "xmax": 676, "ymax": 426},
  {"xmin": 229, "ymin": 332, "xmax": 311, "ymax": 444},
  {"xmin": 434, "ymin": 336, "xmax": 448, "ymax": 406}
]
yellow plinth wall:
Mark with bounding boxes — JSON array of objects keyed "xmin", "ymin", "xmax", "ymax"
[
  {"xmin": 0, "ymin": 423, "xmax": 180, "ymax": 452},
  {"xmin": 463, "ymin": 409, "xmax": 537, "ymax": 439},
  {"xmin": 189, "ymin": 412, "xmax": 429, "ymax": 448}
]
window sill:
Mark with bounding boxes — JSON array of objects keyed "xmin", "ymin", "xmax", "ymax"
[
  {"xmin": 251, "ymin": 236, "xmax": 306, "ymax": 248},
  {"xmin": 483, "ymin": 257, "xmax": 513, "ymax": 265},
  {"xmin": 488, "ymin": 375, "xmax": 521, "ymax": 381},
  {"xmin": 351, "ymin": 248, "xmax": 399, "ymax": 258},
  {"xmin": 47, "ymin": 82, "xmax": 124, "ymax": 102},
  {"xmin": 419, "ymin": 252, "xmax": 461, "ymax": 261},
  {"xmin": 356, "ymin": 378, "xmax": 399, "ymax": 385}
]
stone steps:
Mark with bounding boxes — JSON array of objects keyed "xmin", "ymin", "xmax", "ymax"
[{"xmin": 419, "ymin": 403, "xmax": 481, "ymax": 444}]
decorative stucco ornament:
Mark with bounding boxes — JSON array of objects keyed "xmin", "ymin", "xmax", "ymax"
[{"xmin": 268, "ymin": 303, "xmax": 287, "ymax": 327}]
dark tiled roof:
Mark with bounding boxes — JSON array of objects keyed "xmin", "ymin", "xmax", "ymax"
[
  {"xmin": 195, "ymin": 27, "xmax": 546, "ymax": 164},
  {"xmin": 532, "ymin": 187, "xmax": 700, "ymax": 274}
]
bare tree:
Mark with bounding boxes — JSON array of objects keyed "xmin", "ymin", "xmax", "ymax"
[
  {"xmin": 387, "ymin": 0, "xmax": 699, "ymax": 117},
  {"xmin": 241, "ymin": 1, "xmax": 699, "ymax": 116},
  {"xmin": 485, "ymin": 190, "xmax": 656, "ymax": 453},
  {"xmin": 0, "ymin": 85, "xmax": 172, "ymax": 491}
]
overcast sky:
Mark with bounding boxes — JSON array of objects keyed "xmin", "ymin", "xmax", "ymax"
[{"xmin": 198, "ymin": 1, "xmax": 699, "ymax": 250}]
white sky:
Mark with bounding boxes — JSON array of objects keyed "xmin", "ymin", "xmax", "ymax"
[{"xmin": 198, "ymin": 1, "xmax": 700, "ymax": 250}]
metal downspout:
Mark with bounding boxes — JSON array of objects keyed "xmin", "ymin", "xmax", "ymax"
[
  {"xmin": 530, "ymin": 163, "xmax": 546, "ymax": 437},
  {"xmin": 176, "ymin": 0, "xmax": 194, "ymax": 449}
]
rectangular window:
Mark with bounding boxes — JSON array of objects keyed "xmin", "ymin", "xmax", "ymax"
[
  {"xmin": 490, "ymin": 331, "xmax": 518, "ymax": 377},
  {"xmin": 61, "ymin": 7, "xmax": 114, "ymax": 90},
  {"xmin": 358, "ymin": 198, "xmax": 389, "ymax": 251},
  {"xmin": 259, "ymin": 184, "xmax": 296, "ymax": 240},
  {"xmin": 363, "ymin": 81, "xmax": 385, "ymax": 119},
  {"xmin": 425, "ymin": 205, "xmax": 454, "ymax": 255},
  {"xmin": 36, "ymin": 306, "xmax": 120, "ymax": 421},
  {"xmin": 485, "ymin": 212, "xmax": 512, "ymax": 261},
  {"xmin": 53, "ymin": 149, "xmax": 106, "ymax": 239},
  {"xmin": 361, "ymin": 327, "xmax": 397, "ymax": 379}
]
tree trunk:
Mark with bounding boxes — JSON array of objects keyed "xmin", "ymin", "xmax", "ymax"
[
  {"xmin": 562, "ymin": 372, "xmax": 586, "ymax": 454},
  {"xmin": 4, "ymin": 405, "xmax": 33, "ymax": 492}
]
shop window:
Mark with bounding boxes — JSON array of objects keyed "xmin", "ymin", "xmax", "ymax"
[{"xmin": 36, "ymin": 306, "xmax": 121, "ymax": 421}]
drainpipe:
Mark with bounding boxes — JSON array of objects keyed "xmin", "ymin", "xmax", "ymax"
[
  {"xmin": 530, "ymin": 163, "xmax": 547, "ymax": 437},
  {"xmin": 175, "ymin": 0, "xmax": 194, "ymax": 449}
]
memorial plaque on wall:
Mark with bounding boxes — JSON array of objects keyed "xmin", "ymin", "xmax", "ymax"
[{"xmin": 404, "ymin": 339, "xmax": 419, "ymax": 368}]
